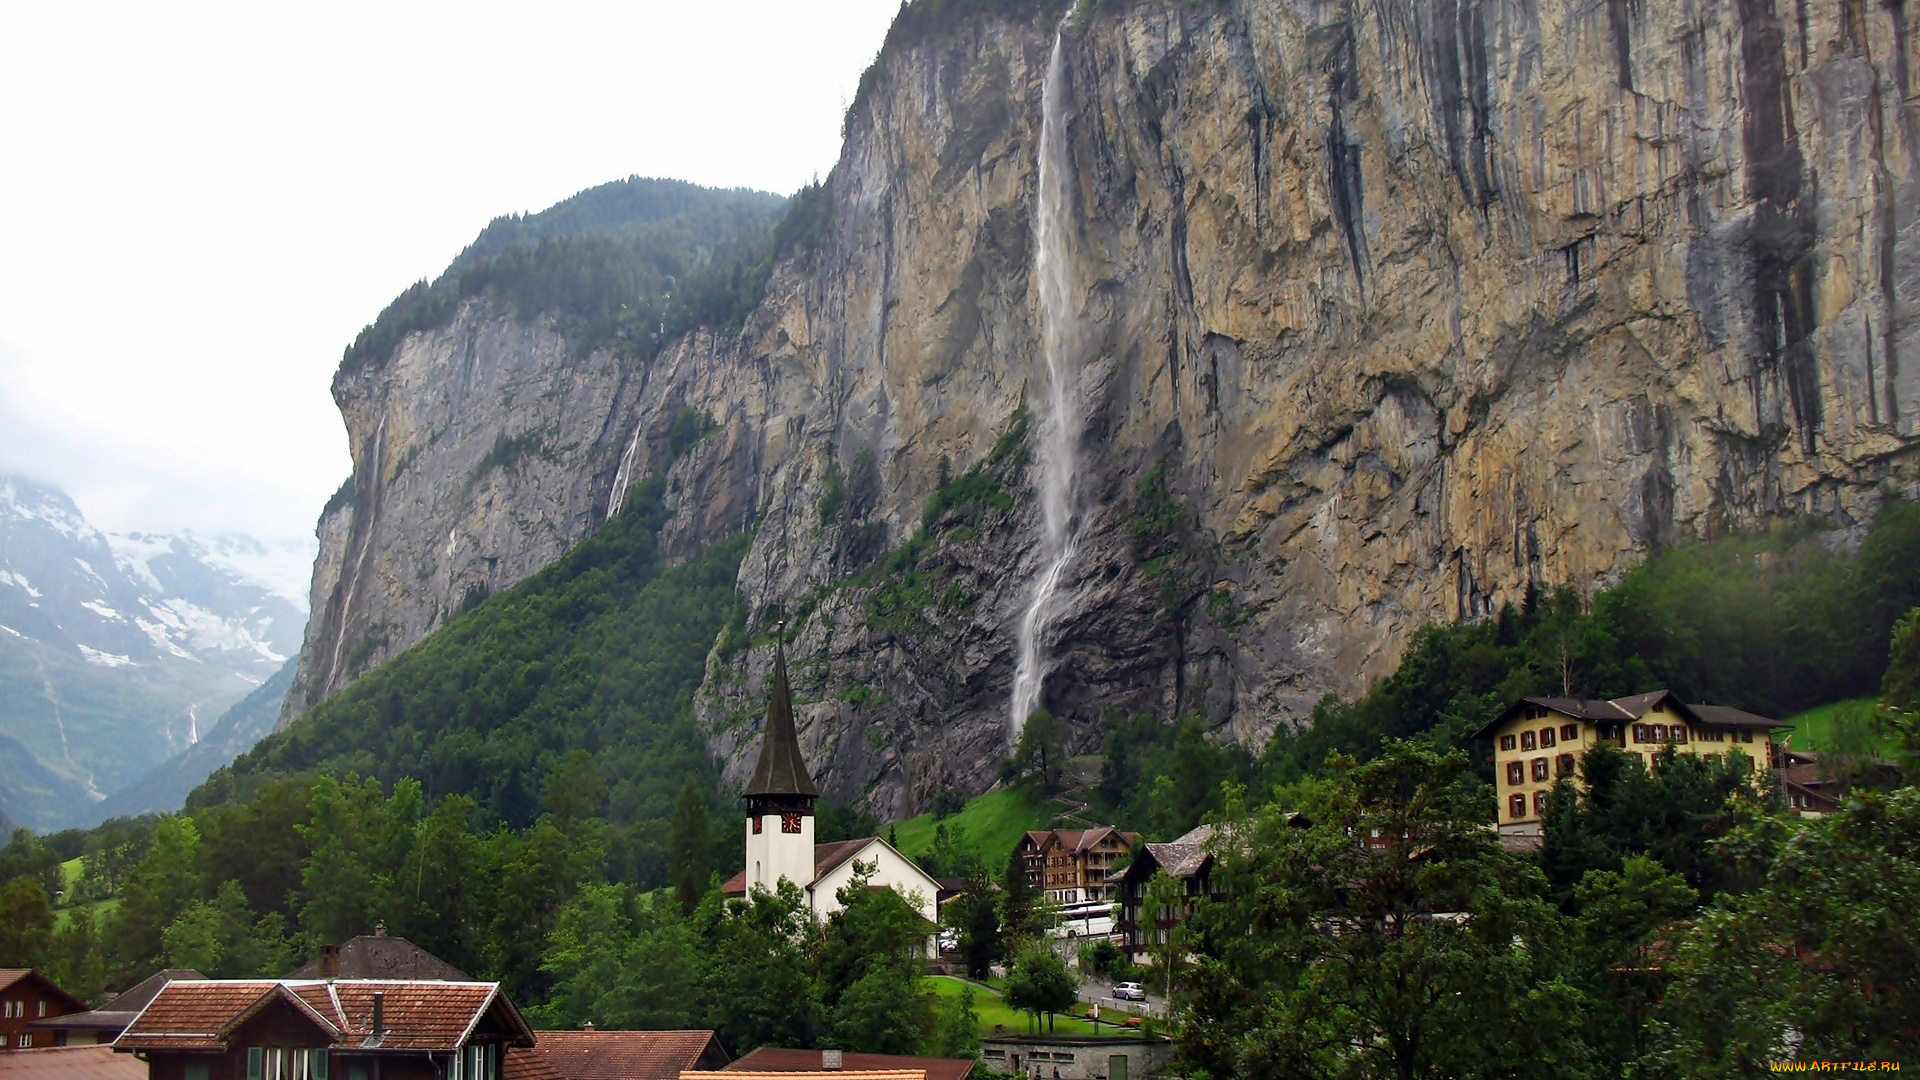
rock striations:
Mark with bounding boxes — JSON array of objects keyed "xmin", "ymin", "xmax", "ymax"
[{"xmin": 283, "ymin": 0, "xmax": 1920, "ymax": 819}]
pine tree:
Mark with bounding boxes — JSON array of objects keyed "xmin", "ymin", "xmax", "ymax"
[{"xmin": 670, "ymin": 776, "xmax": 712, "ymax": 915}]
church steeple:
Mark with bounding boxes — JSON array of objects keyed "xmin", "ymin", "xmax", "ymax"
[
  {"xmin": 744, "ymin": 638, "xmax": 818, "ymax": 806},
  {"xmin": 742, "ymin": 638, "xmax": 818, "ymax": 894}
]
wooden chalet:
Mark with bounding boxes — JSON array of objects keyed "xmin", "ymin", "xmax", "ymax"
[
  {"xmin": 0, "ymin": 971, "xmax": 87, "ymax": 1051},
  {"xmin": 113, "ymin": 979, "xmax": 533, "ymax": 1080}
]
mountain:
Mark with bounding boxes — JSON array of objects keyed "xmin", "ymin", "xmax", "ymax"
[
  {"xmin": 275, "ymin": 0, "xmax": 1919, "ymax": 821},
  {"xmin": 0, "ymin": 476, "xmax": 308, "ymax": 828},
  {"xmin": 94, "ymin": 656, "xmax": 298, "ymax": 821}
]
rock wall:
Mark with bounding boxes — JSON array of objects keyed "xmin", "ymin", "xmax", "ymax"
[{"xmin": 286, "ymin": 0, "xmax": 1920, "ymax": 819}]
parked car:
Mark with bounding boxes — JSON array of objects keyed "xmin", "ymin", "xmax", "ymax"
[{"xmin": 1112, "ymin": 982, "xmax": 1146, "ymax": 1001}]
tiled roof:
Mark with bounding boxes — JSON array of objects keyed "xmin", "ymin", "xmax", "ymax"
[
  {"xmin": 1472, "ymin": 691, "xmax": 1788, "ymax": 739},
  {"xmin": 37, "ymin": 970, "xmax": 207, "ymax": 1034},
  {"xmin": 0, "ymin": 970, "xmax": 87, "ymax": 1014},
  {"xmin": 1147, "ymin": 823, "xmax": 1216, "ymax": 879},
  {"xmin": 721, "ymin": 837, "xmax": 881, "ymax": 895},
  {"xmin": 531, "ymin": 1031, "xmax": 726, "ymax": 1080},
  {"xmin": 116, "ymin": 980, "xmax": 531, "ymax": 1053},
  {"xmin": 287, "ymin": 936, "xmax": 471, "ymax": 980},
  {"xmin": 0, "ymin": 1045, "xmax": 146, "ymax": 1080},
  {"xmin": 505, "ymin": 1047, "xmax": 566, "ymax": 1080},
  {"xmin": 694, "ymin": 1073, "xmax": 923, "ymax": 1080},
  {"xmin": 727, "ymin": 1046, "xmax": 971, "ymax": 1080},
  {"xmin": 693, "ymin": 1073, "xmax": 923, "ymax": 1080}
]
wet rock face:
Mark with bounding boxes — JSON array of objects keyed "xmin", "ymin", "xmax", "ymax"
[{"xmin": 288, "ymin": 0, "xmax": 1920, "ymax": 818}]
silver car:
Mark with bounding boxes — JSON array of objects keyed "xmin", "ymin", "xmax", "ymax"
[{"xmin": 1112, "ymin": 981, "xmax": 1146, "ymax": 1001}]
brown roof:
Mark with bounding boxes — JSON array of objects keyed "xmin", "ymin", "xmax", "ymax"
[
  {"xmin": 720, "ymin": 837, "xmax": 880, "ymax": 895},
  {"xmin": 1021, "ymin": 827, "xmax": 1141, "ymax": 856},
  {"xmin": 1472, "ymin": 692, "xmax": 1789, "ymax": 740},
  {"xmin": 0, "ymin": 1045, "xmax": 146, "ymax": 1080},
  {"xmin": 694, "ymin": 1073, "xmax": 923, "ymax": 1080},
  {"xmin": 505, "ymin": 1047, "xmax": 566, "ymax": 1080},
  {"xmin": 742, "ymin": 643, "xmax": 817, "ymax": 800},
  {"xmin": 0, "ymin": 971, "xmax": 87, "ymax": 1016},
  {"xmin": 116, "ymin": 980, "xmax": 532, "ymax": 1053},
  {"xmin": 531, "ymin": 1031, "xmax": 728, "ymax": 1080},
  {"xmin": 287, "ymin": 936, "xmax": 471, "ymax": 980},
  {"xmin": 728, "ymin": 1047, "xmax": 971, "ymax": 1080},
  {"xmin": 34, "ymin": 970, "xmax": 207, "ymax": 1034}
]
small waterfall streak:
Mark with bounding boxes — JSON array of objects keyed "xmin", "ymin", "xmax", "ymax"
[
  {"xmin": 608, "ymin": 417, "xmax": 646, "ymax": 519},
  {"xmin": 1009, "ymin": 31, "xmax": 1081, "ymax": 742}
]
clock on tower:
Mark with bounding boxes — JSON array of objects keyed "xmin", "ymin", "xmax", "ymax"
[{"xmin": 782, "ymin": 812, "xmax": 803, "ymax": 834}]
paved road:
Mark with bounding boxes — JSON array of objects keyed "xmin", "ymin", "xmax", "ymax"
[{"xmin": 1075, "ymin": 979, "xmax": 1166, "ymax": 1019}]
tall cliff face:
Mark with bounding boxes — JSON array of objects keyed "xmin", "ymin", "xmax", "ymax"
[{"xmin": 288, "ymin": 0, "xmax": 1920, "ymax": 817}]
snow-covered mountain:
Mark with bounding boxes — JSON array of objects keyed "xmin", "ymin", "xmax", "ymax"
[{"xmin": 0, "ymin": 475, "xmax": 309, "ymax": 829}]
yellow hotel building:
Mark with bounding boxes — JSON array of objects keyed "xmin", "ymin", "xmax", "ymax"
[{"xmin": 1474, "ymin": 689, "xmax": 1790, "ymax": 835}]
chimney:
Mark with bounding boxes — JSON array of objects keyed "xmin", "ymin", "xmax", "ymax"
[
  {"xmin": 821, "ymin": 1049, "xmax": 843, "ymax": 1071},
  {"xmin": 319, "ymin": 944, "xmax": 341, "ymax": 978},
  {"xmin": 371, "ymin": 991, "xmax": 384, "ymax": 1035},
  {"xmin": 374, "ymin": 921, "xmax": 387, "ymax": 938},
  {"xmin": 581, "ymin": 1021, "xmax": 594, "ymax": 1032}
]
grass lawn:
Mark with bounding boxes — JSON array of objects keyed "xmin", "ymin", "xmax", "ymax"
[
  {"xmin": 889, "ymin": 787, "xmax": 1051, "ymax": 869},
  {"xmin": 925, "ymin": 975, "xmax": 1137, "ymax": 1040},
  {"xmin": 1781, "ymin": 698, "xmax": 1901, "ymax": 757}
]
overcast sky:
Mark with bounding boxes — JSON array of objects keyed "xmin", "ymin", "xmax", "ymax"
[{"xmin": 0, "ymin": 0, "xmax": 901, "ymax": 554}]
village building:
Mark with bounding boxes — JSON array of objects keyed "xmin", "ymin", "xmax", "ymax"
[
  {"xmin": 719, "ymin": 645, "xmax": 941, "ymax": 931},
  {"xmin": 1473, "ymin": 690, "xmax": 1791, "ymax": 836},
  {"xmin": 0, "ymin": 971, "xmax": 86, "ymax": 1052},
  {"xmin": 725, "ymin": 1047, "xmax": 972, "ymax": 1079},
  {"xmin": 1016, "ymin": 828, "xmax": 1138, "ymax": 907},
  {"xmin": 979, "ymin": 1035, "xmax": 1169, "ymax": 1080},
  {"xmin": 1110, "ymin": 815, "xmax": 1310, "ymax": 966},
  {"xmin": 29, "ymin": 971, "xmax": 204, "ymax": 1047},
  {"xmin": 112, "ymin": 978, "xmax": 534, "ymax": 1080},
  {"xmin": 286, "ymin": 930, "xmax": 469, "ymax": 981},
  {"xmin": 529, "ymin": 1030, "xmax": 728, "ymax": 1080}
]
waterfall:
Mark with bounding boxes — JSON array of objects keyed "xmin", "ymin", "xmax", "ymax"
[{"xmin": 1009, "ymin": 31, "xmax": 1081, "ymax": 743}]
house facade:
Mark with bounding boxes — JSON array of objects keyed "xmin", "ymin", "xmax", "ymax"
[
  {"xmin": 29, "ymin": 970, "xmax": 204, "ymax": 1047},
  {"xmin": 1016, "ymin": 828, "xmax": 1139, "ymax": 907},
  {"xmin": 112, "ymin": 979, "xmax": 534, "ymax": 1080},
  {"xmin": 1474, "ymin": 690, "xmax": 1790, "ymax": 835},
  {"xmin": 0, "ymin": 972, "xmax": 85, "ymax": 1051}
]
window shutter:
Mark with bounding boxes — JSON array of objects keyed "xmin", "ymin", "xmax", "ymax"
[{"xmin": 249, "ymin": 1048, "xmax": 264, "ymax": 1080}]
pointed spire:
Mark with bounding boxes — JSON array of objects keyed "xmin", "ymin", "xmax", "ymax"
[{"xmin": 744, "ymin": 634, "xmax": 818, "ymax": 799}]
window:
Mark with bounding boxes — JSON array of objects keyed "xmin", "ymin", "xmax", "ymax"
[
  {"xmin": 449, "ymin": 1044, "xmax": 497, "ymax": 1080},
  {"xmin": 751, "ymin": 816, "xmax": 762, "ymax": 834},
  {"xmin": 247, "ymin": 1049, "xmax": 329, "ymax": 1080},
  {"xmin": 1506, "ymin": 761, "xmax": 1524, "ymax": 786},
  {"xmin": 1671, "ymin": 726, "xmax": 1689, "ymax": 744},
  {"xmin": 18, "ymin": 1034, "xmax": 32, "ymax": 1049},
  {"xmin": 1556, "ymin": 753, "xmax": 1576, "ymax": 778},
  {"xmin": 1521, "ymin": 730, "xmax": 1537, "ymax": 751},
  {"xmin": 1699, "ymin": 728, "xmax": 1725, "ymax": 742},
  {"xmin": 1560, "ymin": 723, "xmax": 1579, "ymax": 742},
  {"xmin": 186, "ymin": 1063, "xmax": 210, "ymax": 1080},
  {"xmin": 1499, "ymin": 734, "xmax": 1517, "ymax": 751},
  {"xmin": 1534, "ymin": 790, "xmax": 1549, "ymax": 814},
  {"xmin": 1632, "ymin": 723, "xmax": 1649, "ymax": 743},
  {"xmin": 1509, "ymin": 794, "xmax": 1527, "ymax": 819},
  {"xmin": 1540, "ymin": 727, "xmax": 1557, "ymax": 748},
  {"xmin": 1531, "ymin": 757, "xmax": 1550, "ymax": 782},
  {"xmin": 1739, "ymin": 729, "xmax": 1753, "ymax": 743},
  {"xmin": 37, "ymin": 1001, "xmax": 46, "ymax": 1017}
]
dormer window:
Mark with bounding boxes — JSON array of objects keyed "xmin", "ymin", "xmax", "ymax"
[{"xmin": 246, "ymin": 1048, "xmax": 329, "ymax": 1080}]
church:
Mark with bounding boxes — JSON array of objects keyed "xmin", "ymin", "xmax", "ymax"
[{"xmin": 720, "ymin": 643, "xmax": 942, "ymax": 931}]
